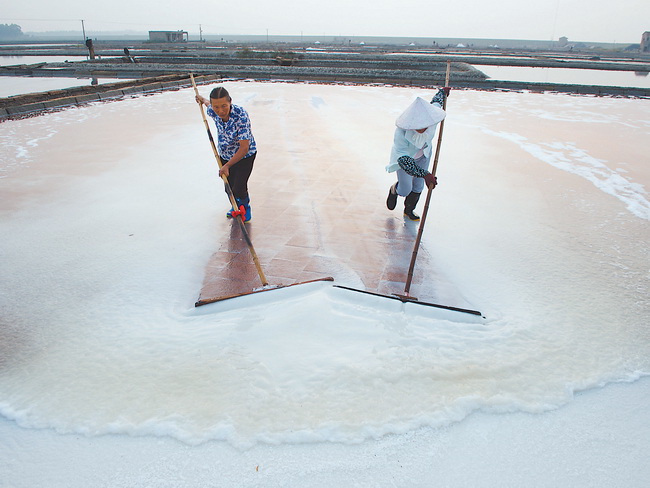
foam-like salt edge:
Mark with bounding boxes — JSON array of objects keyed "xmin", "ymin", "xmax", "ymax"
[{"xmin": 2, "ymin": 372, "xmax": 647, "ymax": 449}]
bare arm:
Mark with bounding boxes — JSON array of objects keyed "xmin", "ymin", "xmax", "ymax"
[{"xmin": 195, "ymin": 95, "xmax": 209, "ymax": 107}]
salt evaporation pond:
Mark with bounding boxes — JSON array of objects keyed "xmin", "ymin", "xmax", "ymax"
[
  {"xmin": 0, "ymin": 55, "xmax": 85, "ymax": 66},
  {"xmin": 479, "ymin": 64, "xmax": 650, "ymax": 88},
  {"xmin": 0, "ymin": 56, "xmax": 132, "ymax": 96},
  {"xmin": 0, "ymin": 82, "xmax": 648, "ymax": 486},
  {"xmin": 0, "ymin": 76, "xmax": 130, "ymax": 98}
]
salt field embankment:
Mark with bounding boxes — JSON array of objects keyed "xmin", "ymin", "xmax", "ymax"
[{"xmin": 1, "ymin": 40, "xmax": 649, "ymax": 119}]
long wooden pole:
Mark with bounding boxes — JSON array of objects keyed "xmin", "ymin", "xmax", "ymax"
[
  {"xmin": 190, "ymin": 74, "xmax": 268, "ymax": 287},
  {"xmin": 403, "ymin": 61, "xmax": 451, "ymax": 297}
]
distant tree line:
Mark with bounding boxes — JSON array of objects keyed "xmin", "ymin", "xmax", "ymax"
[{"xmin": 0, "ymin": 24, "xmax": 25, "ymax": 39}]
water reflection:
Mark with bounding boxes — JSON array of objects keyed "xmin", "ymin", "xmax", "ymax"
[
  {"xmin": 0, "ymin": 77, "xmax": 131, "ymax": 98},
  {"xmin": 479, "ymin": 65, "xmax": 650, "ymax": 88},
  {"xmin": 0, "ymin": 55, "xmax": 85, "ymax": 66}
]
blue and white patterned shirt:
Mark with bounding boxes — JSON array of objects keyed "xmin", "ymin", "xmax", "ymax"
[{"xmin": 206, "ymin": 104, "xmax": 257, "ymax": 161}]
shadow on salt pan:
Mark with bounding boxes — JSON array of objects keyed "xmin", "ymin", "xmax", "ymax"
[{"xmin": 190, "ymin": 281, "xmax": 485, "ymax": 325}]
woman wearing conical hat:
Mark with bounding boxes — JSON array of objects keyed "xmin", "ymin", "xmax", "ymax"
[{"xmin": 386, "ymin": 88, "xmax": 448, "ymax": 221}]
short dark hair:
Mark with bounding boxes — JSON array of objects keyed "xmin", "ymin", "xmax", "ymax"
[{"xmin": 209, "ymin": 86, "xmax": 231, "ymax": 102}]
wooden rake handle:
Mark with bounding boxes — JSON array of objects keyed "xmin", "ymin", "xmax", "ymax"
[
  {"xmin": 190, "ymin": 74, "xmax": 241, "ymax": 214},
  {"xmin": 403, "ymin": 61, "xmax": 451, "ymax": 296},
  {"xmin": 189, "ymin": 74, "xmax": 268, "ymax": 287}
]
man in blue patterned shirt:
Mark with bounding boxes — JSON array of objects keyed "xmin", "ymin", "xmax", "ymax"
[{"xmin": 196, "ymin": 86, "xmax": 257, "ymax": 223}]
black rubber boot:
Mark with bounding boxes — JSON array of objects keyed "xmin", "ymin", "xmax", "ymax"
[
  {"xmin": 403, "ymin": 191, "xmax": 421, "ymax": 221},
  {"xmin": 386, "ymin": 182, "xmax": 398, "ymax": 210}
]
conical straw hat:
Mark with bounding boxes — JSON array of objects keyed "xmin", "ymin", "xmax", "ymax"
[{"xmin": 395, "ymin": 97, "xmax": 446, "ymax": 130}]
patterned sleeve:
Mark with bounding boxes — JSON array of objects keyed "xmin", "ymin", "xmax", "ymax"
[
  {"xmin": 431, "ymin": 89, "xmax": 445, "ymax": 108},
  {"xmin": 235, "ymin": 108, "xmax": 254, "ymax": 141},
  {"xmin": 398, "ymin": 156, "xmax": 429, "ymax": 177}
]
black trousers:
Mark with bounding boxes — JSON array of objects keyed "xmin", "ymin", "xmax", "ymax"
[{"xmin": 225, "ymin": 152, "xmax": 256, "ymax": 201}]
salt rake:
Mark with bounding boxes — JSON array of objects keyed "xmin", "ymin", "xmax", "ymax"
[
  {"xmin": 391, "ymin": 62, "xmax": 483, "ymax": 317},
  {"xmin": 190, "ymin": 74, "xmax": 333, "ymax": 307}
]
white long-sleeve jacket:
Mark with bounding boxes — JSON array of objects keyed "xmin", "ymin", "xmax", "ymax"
[
  {"xmin": 387, "ymin": 125, "xmax": 438, "ymax": 172},
  {"xmin": 386, "ymin": 91, "xmax": 446, "ymax": 173}
]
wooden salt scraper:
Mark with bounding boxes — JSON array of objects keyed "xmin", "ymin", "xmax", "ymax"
[
  {"xmin": 392, "ymin": 62, "xmax": 482, "ymax": 317},
  {"xmin": 333, "ymin": 61, "xmax": 482, "ymax": 318},
  {"xmin": 189, "ymin": 74, "xmax": 333, "ymax": 307}
]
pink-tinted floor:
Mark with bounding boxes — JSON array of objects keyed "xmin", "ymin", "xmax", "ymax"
[{"xmin": 196, "ymin": 167, "xmax": 450, "ymax": 307}]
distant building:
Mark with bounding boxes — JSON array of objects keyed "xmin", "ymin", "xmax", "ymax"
[
  {"xmin": 642, "ymin": 32, "xmax": 650, "ymax": 53},
  {"xmin": 148, "ymin": 30, "xmax": 188, "ymax": 43},
  {"xmin": 558, "ymin": 36, "xmax": 569, "ymax": 47}
]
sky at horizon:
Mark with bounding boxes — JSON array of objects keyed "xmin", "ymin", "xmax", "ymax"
[{"xmin": 1, "ymin": 0, "xmax": 649, "ymax": 44}]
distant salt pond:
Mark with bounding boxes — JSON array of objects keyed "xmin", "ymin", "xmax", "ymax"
[
  {"xmin": 0, "ymin": 55, "xmax": 86, "ymax": 66},
  {"xmin": 0, "ymin": 55, "xmax": 133, "ymax": 97},
  {"xmin": 1, "ymin": 54, "xmax": 648, "ymax": 99},
  {"xmin": 0, "ymin": 76, "xmax": 132, "ymax": 98},
  {"xmin": 479, "ymin": 64, "xmax": 650, "ymax": 88}
]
